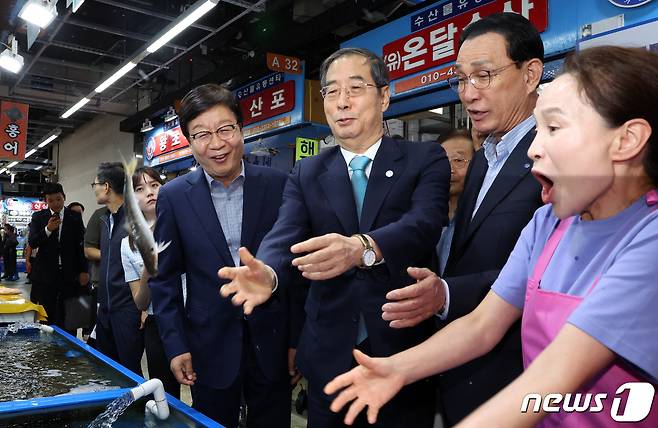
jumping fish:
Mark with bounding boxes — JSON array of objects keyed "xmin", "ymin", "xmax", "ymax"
[{"xmin": 122, "ymin": 158, "xmax": 170, "ymax": 277}]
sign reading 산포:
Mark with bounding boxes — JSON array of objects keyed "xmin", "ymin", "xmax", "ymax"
[
  {"xmin": 240, "ymin": 80, "xmax": 296, "ymax": 127},
  {"xmin": 383, "ymin": 0, "xmax": 548, "ymax": 81},
  {"xmin": 0, "ymin": 101, "xmax": 29, "ymax": 161}
]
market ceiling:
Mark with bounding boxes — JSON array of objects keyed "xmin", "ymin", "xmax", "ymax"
[{"xmin": 0, "ymin": 0, "xmax": 427, "ymax": 179}]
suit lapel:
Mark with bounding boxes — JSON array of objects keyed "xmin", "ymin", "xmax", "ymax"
[
  {"xmin": 360, "ymin": 137, "xmax": 404, "ymax": 232},
  {"xmin": 318, "ymin": 148, "xmax": 359, "ymax": 235},
  {"xmin": 463, "ymin": 129, "xmax": 536, "ymax": 244},
  {"xmin": 240, "ymin": 164, "xmax": 266, "ymax": 251},
  {"xmin": 185, "ymin": 168, "xmax": 235, "ymax": 267}
]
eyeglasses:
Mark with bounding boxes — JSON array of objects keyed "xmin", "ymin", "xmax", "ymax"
[
  {"xmin": 320, "ymin": 80, "xmax": 382, "ymax": 100},
  {"xmin": 449, "ymin": 157, "xmax": 470, "ymax": 168},
  {"xmin": 90, "ymin": 181, "xmax": 106, "ymax": 189},
  {"xmin": 190, "ymin": 123, "xmax": 240, "ymax": 145},
  {"xmin": 448, "ymin": 62, "xmax": 519, "ymax": 93}
]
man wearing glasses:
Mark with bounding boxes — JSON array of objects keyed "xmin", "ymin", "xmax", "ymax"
[
  {"xmin": 383, "ymin": 13, "xmax": 545, "ymax": 425},
  {"xmin": 218, "ymin": 47, "xmax": 451, "ymax": 428},
  {"xmin": 149, "ymin": 84, "xmax": 296, "ymax": 428},
  {"xmin": 92, "ymin": 162, "xmax": 146, "ymax": 377}
]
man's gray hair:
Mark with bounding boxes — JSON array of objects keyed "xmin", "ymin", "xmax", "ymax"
[{"xmin": 319, "ymin": 47, "xmax": 390, "ymax": 88}]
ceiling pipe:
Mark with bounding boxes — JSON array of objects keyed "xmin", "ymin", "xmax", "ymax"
[
  {"xmin": 106, "ymin": 0, "xmax": 267, "ymax": 104},
  {"xmin": 33, "ymin": 39, "xmax": 166, "ymax": 68}
]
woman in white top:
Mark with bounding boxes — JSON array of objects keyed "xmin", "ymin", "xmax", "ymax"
[{"xmin": 120, "ymin": 166, "xmax": 182, "ymax": 398}]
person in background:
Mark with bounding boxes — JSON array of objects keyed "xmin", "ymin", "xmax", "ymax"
[
  {"xmin": 24, "ymin": 226, "xmax": 37, "ymax": 285},
  {"xmin": 2, "ymin": 224, "xmax": 18, "ymax": 281},
  {"xmin": 381, "ymin": 13, "xmax": 545, "ymax": 424},
  {"xmin": 68, "ymin": 202, "xmax": 85, "ymax": 217},
  {"xmin": 82, "ymin": 205, "xmax": 109, "ymax": 346},
  {"xmin": 150, "ymin": 84, "xmax": 298, "ymax": 428},
  {"xmin": 325, "ymin": 44, "xmax": 658, "ymax": 428},
  {"xmin": 93, "ymin": 162, "xmax": 144, "ymax": 376},
  {"xmin": 120, "ymin": 166, "xmax": 181, "ymax": 399},
  {"xmin": 28, "ymin": 183, "xmax": 88, "ymax": 332},
  {"xmin": 470, "ymin": 127, "xmax": 486, "ymax": 152},
  {"xmin": 435, "ymin": 129, "xmax": 474, "ymax": 275}
]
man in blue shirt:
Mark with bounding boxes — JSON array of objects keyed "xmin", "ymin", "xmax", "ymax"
[
  {"xmin": 150, "ymin": 84, "xmax": 297, "ymax": 428},
  {"xmin": 382, "ymin": 13, "xmax": 545, "ymax": 425}
]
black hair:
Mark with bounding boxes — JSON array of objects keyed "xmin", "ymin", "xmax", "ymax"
[
  {"xmin": 319, "ymin": 47, "xmax": 390, "ymax": 89},
  {"xmin": 43, "ymin": 182, "xmax": 65, "ymax": 198},
  {"xmin": 97, "ymin": 162, "xmax": 125, "ymax": 196},
  {"xmin": 68, "ymin": 202, "xmax": 85, "ymax": 212},
  {"xmin": 178, "ymin": 84, "xmax": 243, "ymax": 141},
  {"xmin": 460, "ymin": 12, "xmax": 544, "ymax": 64}
]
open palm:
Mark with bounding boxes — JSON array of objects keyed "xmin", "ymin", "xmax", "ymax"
[
  {"xmin": 218, "ymin": 247, "xmax": 274, "ymax": 315},
  {"xmin": 324, "ymin": 350, "xmax": 405, "ymax": 425}
]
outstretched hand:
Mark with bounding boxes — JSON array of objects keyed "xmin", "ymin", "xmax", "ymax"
[
  {"xmin": 324, "ymin": 350, "xmax": 405, "ymax": 425},
  {"xmin": 218, "ymin": 247, "xmax": 275, "ymax": 315}
]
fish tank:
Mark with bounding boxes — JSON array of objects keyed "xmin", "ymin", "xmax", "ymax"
[{"xmin": 0, "ymin": 324, "xmax": 222, "ymax": 427}]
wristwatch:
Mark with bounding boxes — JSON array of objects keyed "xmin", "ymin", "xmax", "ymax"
[{"xmin": 353, "ymin": 234, "xmax": 376, "ymax": 268}]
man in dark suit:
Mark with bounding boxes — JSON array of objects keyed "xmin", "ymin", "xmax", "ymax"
[
  {"xmin": 29, "ymin": 183, "xmax": 88, "ymax": 332},
  {"xmin": 150, "ymin": 84, "xmax": 297, "ymax": 428},
  {"xmin": 381, "ymin": 13, "xmax": 545, "ymax": 425},
  {"xmin": 218, "ymin": 47, "xmax": 450, "ymax": 428}
]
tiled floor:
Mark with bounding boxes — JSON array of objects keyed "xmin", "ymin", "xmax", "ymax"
[{"xmin": 5, "ymin": 273, "xmax": 309, "ymax": 427}]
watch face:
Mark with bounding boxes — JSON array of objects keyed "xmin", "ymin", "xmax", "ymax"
[{"xmin": 363, "ymin": 249, "xmax": 376, "ymax": 267}]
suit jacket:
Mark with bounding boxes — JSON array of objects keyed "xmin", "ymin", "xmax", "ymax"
[
  {"xmin": 28, "ymin": 207, "xmax": 87, "ymax": 287},
  {"xmin": 438, "ymin": 129, "xmax": 543, "ymax": 425},
  {"xmin": 150, "ymin": 163, "xmax": 298, "ymax": 389},
  {"xmin": 258, "ymin": 136, "xmax": 451, "ymax": 386}
]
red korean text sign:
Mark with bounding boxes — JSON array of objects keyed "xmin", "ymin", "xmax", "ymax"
[
  {"xmin": 240, "ymin": 80, "xmax": 296, "ymax": 127},
  {"xmin": 0, "ymin": 101, "xmax": 29, "ymax": 161},
  {"xmin": 145, "ymin": 123, "xmax": 190, "ymax": 161},
  {"xmin": 383, "ymin": 0, "xmax": 548, "ymax": 81}
]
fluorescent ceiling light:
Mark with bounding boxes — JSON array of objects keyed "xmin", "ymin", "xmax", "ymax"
[
  {"xmin": 135, "ymin": 154, "xmax": 143, "ymax": 158},
  {"xmin": 61, "ymin": 97, "xmax": 90, "ymax": 119},
  {"xmin": 35, "ymin": 165, "xmax": 43, "ymax": 170},
  {"xmin": 0, "ymin": 48, "xmax": 24, "ymax": 74},
  {"xmin": 25, "ymin": 149, "xmax": 37, "ymax": 158},
  {"xmin": 38, "ymin": 133, "xmax": 59, "ymax": 148},
  {"xmin": 0, "ymin": 168, "xmax": 6, "ymax": 174},
  {"xmin": 430, "ymin": 107, "xmax": 444, "ymax": 115},
  {"xmin": 7, "ymin": 161, "xmax": 18, "ymax": 168},
  {"xmin": 19, "ymin": 0, "xmax": 57, "ymax": 29},
  {"xmin": 147, "ymin": 0, "xmax": 216, "ymax": 53},
  {"xmin": 164, "ymin": 106, "xmax": 178, "ymax": 122},
  {"xmin": 95, "ymin": 62, "xmax": 137, "ymax": 93}
]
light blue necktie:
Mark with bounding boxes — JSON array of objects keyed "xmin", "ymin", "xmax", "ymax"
[{"xmin": 349, "ymin": 155, "xmax": 370, "ymax": 344}]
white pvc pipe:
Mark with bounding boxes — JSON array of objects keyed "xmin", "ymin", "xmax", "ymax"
[
  {"xmin": 130, "ymin": 378, "xmax": 170, "ymax": 420},
  {"xmin": 39, "ymin": 324, "xmax": 54, "ymax": 333}
]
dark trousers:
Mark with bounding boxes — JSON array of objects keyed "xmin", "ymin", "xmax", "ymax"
[
  {"xmin": 190, "ymin": 325, "xmax": 290, "ymax": 428},
  {"xmin": 306, "ymin": 339, "xmax": 436, "ymax": 428},
  {"xmin": 144, "ymin": 314, "xmax": 180, "ymax": 399},
  {"xmin": 95, "ymin": 307, "xmax": 144, "ymax": 377},
  {"xmin": 31, "ymin": 269, "xmax": 77, "ymax": 335}
]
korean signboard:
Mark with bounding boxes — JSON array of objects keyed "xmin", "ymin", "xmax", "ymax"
[
  {"xmin": 144, "ymin": 117, "xmax": 191, "ymax": 166},
  {"xmin": 240, "ymin": 80, "xmax": 296, "ymax": 126},
  {"xmin": 383, "ymin": 0, "xmax": 548, "ymax": 81},
  {"xmin": 295, "ymin": 137, "xmax": 319, "ymax": 161},
  {"xmin": 0, "ymin": 101, "xmax": 29, "ymax": 161},
  {"xmin": 236, "ymin": 61, "xmax": 305, "ymax": 139}
]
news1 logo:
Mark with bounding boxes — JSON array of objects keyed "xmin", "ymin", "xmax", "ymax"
[{"xmin": 521, "ymin": 382, "xmax": 655, "ymax": 422}]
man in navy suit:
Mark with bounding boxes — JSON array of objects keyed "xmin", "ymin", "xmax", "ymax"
[
  {"xmin": 150, "ymin": 84, "xmax": 296, "ymax": 428},
  {"xmin": 29, "ymin": 183, "xmax": 88, "ymax": 332},
  {"xmin": 382, "ymin": 13, "xmax": 545, "ymax": 425},
  {"xmin": 219, "ymin": 48, "xmax": 451, "ymax": 428}
]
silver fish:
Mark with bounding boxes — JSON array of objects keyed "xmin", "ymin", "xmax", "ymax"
[{"xmin": 122, "ymin": 158, "xmax": 170, "ymax": 277}]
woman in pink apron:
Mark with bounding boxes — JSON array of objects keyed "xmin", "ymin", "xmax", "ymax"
[{"xmin": 324, "ymin": 45, "xmax": 658, "ymax": 427}]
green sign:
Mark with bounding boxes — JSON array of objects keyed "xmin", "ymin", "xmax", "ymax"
[{"xmin": 295, "ymin": 137, "xmax": 319, "ymax": 161}]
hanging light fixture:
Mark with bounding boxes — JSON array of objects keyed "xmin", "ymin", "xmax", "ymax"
[
  {"xmin": 164, "ymin": 106, "xmax": 178, "ymax": 122},
  {"xmin": 141, "ymin": 119, "xmax": 154, "ymax": 133},
  {"xmin": 19, "ymin": 0, "xmax": 58, "ymax": 29},
  {"xmin": 0, "ymin": 35, "xmax": 24, "ymax": 74}
]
